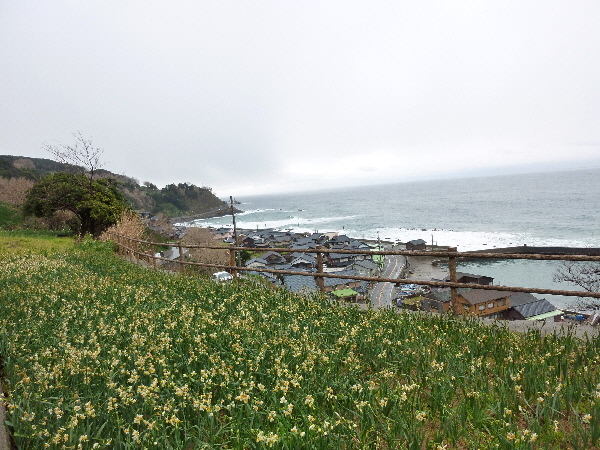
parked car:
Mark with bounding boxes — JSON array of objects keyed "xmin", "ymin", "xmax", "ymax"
[{"xmin": 212, "ymin": 271, "xmax": 233, "ymax": 283}]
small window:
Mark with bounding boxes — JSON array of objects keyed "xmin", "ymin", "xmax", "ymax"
[
  {"xmin": 478, "ymin": 304, "xmax": 486, "ymax": 311},
  {"xmin": 487, "ymin": 302, "xmax": 495, "ymax": 309},
  {"xmin": 498, "ymin": 299, "xmax": 506, "ymax": 306}
]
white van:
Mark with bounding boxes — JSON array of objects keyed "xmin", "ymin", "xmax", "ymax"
[{"xmin": 212, "ymin": 271, "xmax": 233, "ymax": 283}]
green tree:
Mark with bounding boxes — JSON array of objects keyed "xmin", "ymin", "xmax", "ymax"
[{"xmin": 23, "ymin": 173, "xmax": 130, "ymax": 238}]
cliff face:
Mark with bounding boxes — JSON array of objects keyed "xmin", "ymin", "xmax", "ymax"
[{"xmin": 0, "ymin": 155, "xmax": 228, "ymax": 217}]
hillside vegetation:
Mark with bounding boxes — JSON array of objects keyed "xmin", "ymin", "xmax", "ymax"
[
  {"xmin": 0, "ymin": 236, "xmax": 599, "ymax": 449},
  {"xmin": 0, "ymin": 155, "xmax": 228, "ymax": 217}
]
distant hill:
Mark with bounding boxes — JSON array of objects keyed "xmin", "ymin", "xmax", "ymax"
[{"xmin": 0, "ymin": 155, "xmax": 230, "ymax": 218}]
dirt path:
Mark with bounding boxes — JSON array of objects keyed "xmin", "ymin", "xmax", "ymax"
[{"xmin": 0, "ymin": 383, "xmax": 11, "ymax": 450}]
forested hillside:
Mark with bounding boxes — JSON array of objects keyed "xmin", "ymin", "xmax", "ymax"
[{"xmin": 0, "ymin": 155, "xmax": 228, "ymax": 217}]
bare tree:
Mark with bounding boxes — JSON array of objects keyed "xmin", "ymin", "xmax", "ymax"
[
  {"xmin": 554, "ymin": 261, "xmax": 600, "ymax": 310},
  {"xmin": 43, "ymin": 132, "xmax": 106, "ymax": 180},
  {"xmin": 183, "ymin": 227, "xmax": 229, "ymax": 274},
  {"xmin": 0, "ymin": 177, "xmax": 35, "ymax": 205}
]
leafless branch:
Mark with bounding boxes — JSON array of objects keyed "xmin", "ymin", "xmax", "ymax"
[
  {"xmin": 554, "ymin": 261, "xmax": 600, "ymax": 310},
  {"xmin": 43, "ymin": 131, "xmax": 106, "ymax": 180}
]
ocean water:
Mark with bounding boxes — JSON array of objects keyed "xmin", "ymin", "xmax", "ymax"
[{"xmin": 186, "ymin": 168, "xmax": 600, "ymax": 310}]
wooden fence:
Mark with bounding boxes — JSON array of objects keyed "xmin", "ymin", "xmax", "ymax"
[{"xmin": 106, "ymin": 232, "xmax": 600, "ymax": 307}]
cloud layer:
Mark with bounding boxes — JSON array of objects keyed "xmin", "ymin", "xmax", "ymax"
[{"xmin": 1, "ymin": 1, "xmax": 599, "ymax": 195}]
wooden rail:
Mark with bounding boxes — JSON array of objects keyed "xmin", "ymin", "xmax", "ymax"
[{"xmin": 105, "ymin": 232, "xmax": 600, "ymax": 302}]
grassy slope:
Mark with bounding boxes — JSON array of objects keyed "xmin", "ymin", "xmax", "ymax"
[
  {"xmin": 0, "ymin": 237, "xmax": 599, "ymax": 449},
  {"xmin": 0, "ymin": 230, "xmax": 74, "ymax": 255}
]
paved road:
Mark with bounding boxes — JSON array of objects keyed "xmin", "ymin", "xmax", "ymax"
[{"xmin": 370, "ymin": 254, "xmax": 406, "ymax": 308}]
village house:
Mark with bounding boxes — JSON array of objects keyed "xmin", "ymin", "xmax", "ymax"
[
  {"xmin": 445, "ymin": 272, "xmax": 494, "ymax": 285},
  {"xmin": 348, "ymin": 259, "xmax": 380, "ymax": 278},
  {"xmin": 327, "ymin": 252, "xmax": 352, "ymax": 267},
  {"xmin": 422, "ymin": 288, "xmax": 561, "ymax": 321},
  {"xmin": 456, "ymin": 289, "xmax": 511, "ymax": 318},
  {"xmin": 501, "ymin": 292, "xmax": 562, "ymax": 321},
  {"xmin": 242, "ymin": 235, "xmax": 268, "ymax": 248},
  {"xmin": 261, "ymin": 251, "xmax": 287, "ymax": 265},
  {"xmin": 290, "ymin": 253, "xmax": 316, "ymax": 268},
  {"xmin": 327, "ymin": 235, "xmax": 352, "ymax": 247},
  {"xmin": 291, "ymin": 242, "xmax": 319, "ymax": 250},
  {"xmin": 323, "ymin": 272, "xmax": 362, "ymax": 293},
  {"xmin": 309, "ymin": 233, "xmax": 329, "ymax": 244},
  {"xmin": 294, "ymin": 236, "xmax": 317, "ymax": 247},
  {"xmin": 420, "ymin": 288, "xmax": 510, "ymax": 317},
  {"xmin": 421, "ymin": 289, "xmax": 453, "ymax": 314},
  {"xmin": 282, "ymin": 274, "xmax": 318, "ymax": 294},
  {"xmin": 245, "ymin": 257, "xmax": 269, "ymax": 269},
  {"xmin": 239, "ymin": 230, "xmax": 372, "ymax": 303},
  {"xmin": 212, "ymin": 227, "xmax": 234, "ymax": 240}
]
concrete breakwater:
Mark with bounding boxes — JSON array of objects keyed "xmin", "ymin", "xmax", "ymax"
[{"xmin": 469, "ymin": 246, "xmax": 600, "ymax": 256}]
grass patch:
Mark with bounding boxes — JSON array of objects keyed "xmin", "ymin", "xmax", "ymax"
[
  {"xmin": 0, "ymin": 229, "xmax": 74, "ymax": 255},
  {"xmin": 0, "ymin": 244, "xmax": 599, "ymax": 448}
]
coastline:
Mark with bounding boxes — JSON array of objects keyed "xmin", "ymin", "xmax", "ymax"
[
  {"xmin": 171, "ymin": 206, "xmax": 242, "ymax": 224},
  {"xmin": 468, "ymin": 246, "xmax": 600, "ymax": 256}
]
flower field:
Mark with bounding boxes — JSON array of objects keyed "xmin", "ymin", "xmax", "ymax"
[{"xmin": 1, "ymin": 244, "xmax": 599, "ymax": 449}]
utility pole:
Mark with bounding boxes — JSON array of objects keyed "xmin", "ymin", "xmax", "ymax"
[
  {"xmin": 230, "ymin": 196, "xmax": 238, "ymax": 244},
  {"xmin": 230, "ymin": 196, "xmax": 241, "ymax": 272}
]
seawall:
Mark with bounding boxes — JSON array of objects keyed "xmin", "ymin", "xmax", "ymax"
[{"xmin": 470, "ymin": 246, "xmax": 600, "ymax": 256}]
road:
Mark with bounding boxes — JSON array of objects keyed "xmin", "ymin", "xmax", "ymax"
[{"xmin": 369, "ymin": 254, "xmax": 406, "ymax": 308}]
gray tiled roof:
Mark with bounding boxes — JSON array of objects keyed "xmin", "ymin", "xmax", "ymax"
[
  {"xmin": 292, "ymin": 254, "xmax": 316, "ymax": 264},
  {"xmin": 347, "ymin": 240, "xmax": 370, "ymax": 249},
  {"xmin": 294, "ymin": 237, "xmax": 316, "ymax": 245},
  {"xmin": 513, "ymin": 298, "xmax": 557, "ymax": 318},
  {"xmin": 323, "ymin": 270, "xmax": 360, "ymax": 287},
  {"xmin": 459, "ymin": 289, "xmax": 509, "ymax": 305},
  {"xmin": 352, "ymin": 260, "xmax": 378, "ymax": 270},
  {"xmin": 427, "ymin": 289, "xmax": 452, "ymax": 303},
  {"xmin": 283, "ymin": 274, "xmax": 318, "ymax": 293},
  {"xmin": 245, "ymin": 257, "xmax": 268, "ymax": 266},
  {"xmin": 507, "ymin": 292, "xmax": 540, "ymax": 307}
]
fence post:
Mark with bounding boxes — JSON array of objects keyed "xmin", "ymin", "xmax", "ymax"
[
  {"xmin": 448, "ymin": 247, "xmax": 459, "ymax": 315},
  {"xmin": 178, "ymin": 243, "xmax": 185, "ymax": 273},
  {"xmin": 152, "ymin": 244, "xmax": 157, "ymax": 269},
  {"xmin": 229, "ymin": 244, "xmax": 237, "ymax": 277},
  {"xmin": 315, "ymin": 246, "xmax": 326, "ymax": 293}
]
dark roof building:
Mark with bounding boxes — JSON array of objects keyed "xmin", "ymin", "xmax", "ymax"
[
  {"xmin": 445, "ymin": 272, "xmax": 494, "ymax": 286},
  {"xmin": 406, "ymin": 239, "xmax": 427, "ymax": 250},
  {"xmin": 283, "ymin": 274, "xmax": 318, "ymax": 294}
]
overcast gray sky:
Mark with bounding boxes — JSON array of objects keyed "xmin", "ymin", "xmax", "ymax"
[{"xmin": 2, "ymin": 1, "xmax": 599, "ymax": 196}]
